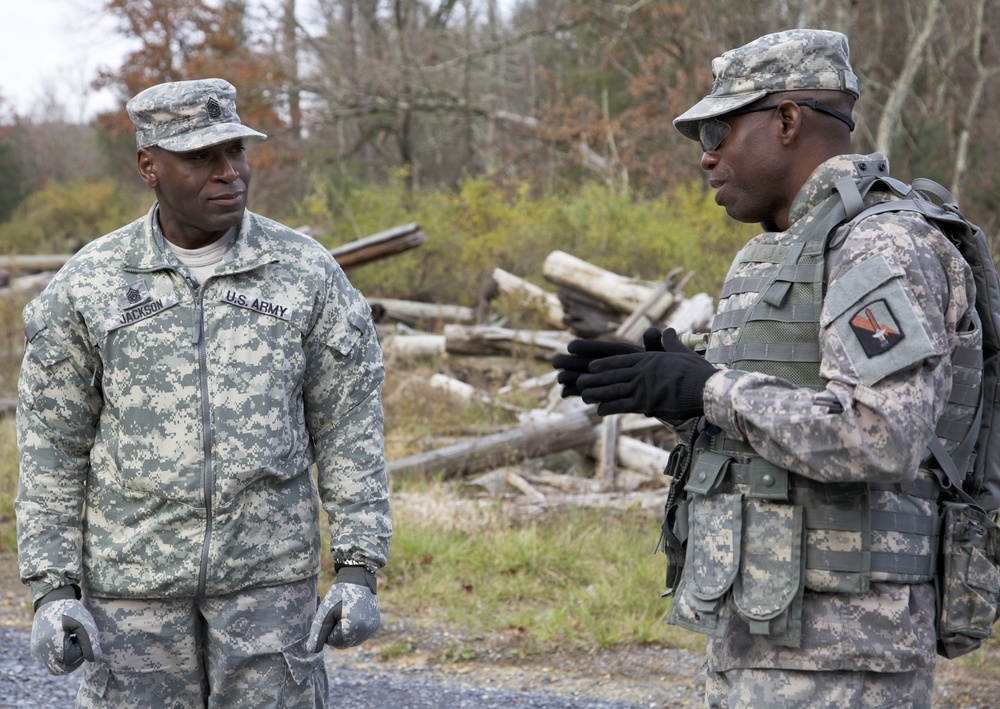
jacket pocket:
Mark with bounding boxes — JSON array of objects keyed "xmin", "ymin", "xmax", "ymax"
[{"xmin": 19, "ymin": 322, "xmax": 72, "ymax": 411}]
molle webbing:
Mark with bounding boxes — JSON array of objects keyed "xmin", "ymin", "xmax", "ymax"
[
  {"xmin": 705, "ymin": 193, "xmax": 853, "ymax": 388},
  {"xmin": 700, "ymin": 441, "xmax": 940, "ymax": 590},
  {"xmin": 706, "ymin": 239, "xmax": 824, "ymax": 387}
]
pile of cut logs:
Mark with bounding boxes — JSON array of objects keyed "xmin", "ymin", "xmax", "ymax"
[
  {"xmin": 1, "ymin": 225, "xmax": 716, "ymax": 513},
  {"xmin": 373, "ymin": 245, "xmax": 715, "ymax": 514}
]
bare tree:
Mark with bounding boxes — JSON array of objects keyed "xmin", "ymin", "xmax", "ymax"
[
  {"xmin": 949, "ymin": 0, "xmax": 1000, "ymax": 201},
  {"xmin": 873, "ymin": 0, "xmax": 942, "ymax": 156}
]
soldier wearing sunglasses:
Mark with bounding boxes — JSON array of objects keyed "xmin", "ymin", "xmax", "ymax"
[{"xmin": 554, "ymin": 29, "xmax": 975, "ymax": 708}]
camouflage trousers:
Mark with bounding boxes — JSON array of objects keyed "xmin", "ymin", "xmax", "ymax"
[
  {"xmin": 75, "ymin": 577, "xmax": 328, "ymax": 708},
  {"xmin": 705, "ymin": 667, "xmax": 933, "ymax": 708}
]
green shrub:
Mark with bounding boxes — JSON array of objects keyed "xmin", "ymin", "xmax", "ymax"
[
  {"xmin": 0, "ymin": 179, "xmax": 147, "ymax": 255},
  {"xmin": 298, "ymin": 174, "xmax": 754, "ymax": 307}
]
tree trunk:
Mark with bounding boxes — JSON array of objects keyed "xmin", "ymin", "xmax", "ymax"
[
  {"xmin": 282, "ymin": 0, "xmax": 302, "ymax": 138},
  {"xmin": 874, "ymin": 0, "xmax": 941, "ymax": 156}
]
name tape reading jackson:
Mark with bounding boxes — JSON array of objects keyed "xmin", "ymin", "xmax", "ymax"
[{"xmin": 105, "ymin": 292, "xmax": 181, "ymax": 332}]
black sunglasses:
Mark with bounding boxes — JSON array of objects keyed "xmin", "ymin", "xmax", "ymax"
[{"xmin": 698, "ymin": 100, "xmax": 856, "ymax": 153}]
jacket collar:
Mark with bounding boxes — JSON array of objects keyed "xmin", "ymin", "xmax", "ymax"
[{"xmin": 122, "ymin": 204, "xmax": 279, "ymax": 275}]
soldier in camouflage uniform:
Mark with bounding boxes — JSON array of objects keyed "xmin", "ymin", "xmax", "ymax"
[
  {"xmin": 553, "ymin": 30, "xmax": 977, "ymax": 708},
  {"xmin": 15, "ymin": 78, "xmax": 391, "ymax": 707}
]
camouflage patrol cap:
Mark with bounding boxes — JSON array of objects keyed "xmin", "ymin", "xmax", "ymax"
[
  {"xmin": 126, "ymin": 78, "xmax": 267, "ymax": 151},
  {"xmin": 673, "ymin": 29, "xmax": 860, "ymax": 141}
]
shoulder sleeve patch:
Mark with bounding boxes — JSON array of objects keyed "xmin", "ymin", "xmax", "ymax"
[{"xmin": 823, "ymin": 252, "xmax": 941, "ymax": 386}]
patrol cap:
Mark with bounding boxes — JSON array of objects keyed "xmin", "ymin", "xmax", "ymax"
[
  {"xmin": 126, "ymin": 78, "xmax": 267, "ymax": 152},
  {"xmin": 673, "ymin": 29, "xmax": 860, "ymax": 141}
]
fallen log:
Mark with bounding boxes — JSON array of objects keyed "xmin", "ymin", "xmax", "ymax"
[
  {"xmin": 491, "ymin": 268, "xmax": 565, "ymax": 329},
  {"xmin": 519, "ymin": 469, "xmax": 601, "ymax": 493},
  {"xmin": 596, "ymin": 415, "xmax": 621, "ymax": 487},
  {"xmin": 369, "ymin": 297, "xmax": 474, "ymax": 327},
  {"xmin": 496, "ymin": 370, "xmax": 559, "ymax": 397},
  {"xmin": 380, "ymin": 334, "xmax": 447, "ymax": 359},
  {"xmin": 429, "ymin": 373, "xmax": 492, "ymax": 404},
  {"xmin": 386, "ymin": 406, "xmax": 601, "ymax": 479},
  {"xmin": 443, "ymin": 324, "xmax": 575, "ymax": 359},
  {"xmin": 329, "ymin": 223, "xmax": 426, "ymax": 268},
  {"xmin": 614, "ymin": 269, "xmax": 689, "ymax": 342},
  {"xmin": 503, "ymin": 470, "xmax": 547, "ymax": 500},
  {"xmin": 542, "ymin": 250, "xmax": 658, "ymax": 314},
  {"xmin": 0, "ymin": 223, "xmax": 426, "ymax": 282},
  {"xmin": 615, "ymin": 435, "xmax": 672, "ymax": 478},
  {"xmin": 663, "ymin": 292, "xmax": 715, "ymax": 335},
  {"xmin": 550, "ymin": 287, "xmax": 622, "ymax": 338},
  {"xmin": 0, "ymin": 255, "xmax": 72, "ymax": 274},
  {"xmin": 511, "ymin": 489, "xmax": 669, "ymax": 514}
]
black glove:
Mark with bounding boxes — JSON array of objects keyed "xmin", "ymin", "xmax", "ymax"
[
  {"xmin": 576, "ymin": 328, "xmax": 716, "ymax": 420},
  {"xmin": 552, "ymin": 328, "xmax": 665, "ymax": 398}
]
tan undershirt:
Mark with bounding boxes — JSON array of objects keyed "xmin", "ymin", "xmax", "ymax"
[{"xmin": 164, "ymin": 228, "xmax": 236, "ymax": 284}]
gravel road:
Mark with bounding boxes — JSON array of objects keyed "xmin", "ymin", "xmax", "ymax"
[{"xmin": 0, "ymin": 627, "xmax": 691, "ymax": 708}]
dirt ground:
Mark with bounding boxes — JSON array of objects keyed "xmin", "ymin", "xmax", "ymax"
[{"xmin": 1, "ymin": 553, "xmax": 998, "ymax": 708}]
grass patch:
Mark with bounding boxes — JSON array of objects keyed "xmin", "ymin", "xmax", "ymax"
[
  {"xmin": 377, "ymin": 495, "xmax": 704, "ymax": 656},
  {"xmin": 0, "ymin": 417, "xmax": 16, "ymax": 553}
]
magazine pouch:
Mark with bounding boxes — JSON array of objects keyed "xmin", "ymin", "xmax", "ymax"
[
  {"xmin": 732, "ymin": 499, "xmax": 806, "ymax": 648},
  {"xmin": 937, "ymin": 501, "xmax": 1000, "ymax": 658},
  {"xmin": 667, "ymin": 491, "xmax": 741, "ymax": 636}
]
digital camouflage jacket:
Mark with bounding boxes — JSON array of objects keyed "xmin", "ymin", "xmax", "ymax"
[{"xmin": 15, "ymin": 205, "xmax": 391, "ymax": 606}]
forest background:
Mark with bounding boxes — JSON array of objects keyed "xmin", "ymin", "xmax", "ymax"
[{"xmin": 3, "ymin": 0, "xmax": 1000, "ymax": 685}]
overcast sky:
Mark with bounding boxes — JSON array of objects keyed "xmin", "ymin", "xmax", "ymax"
[
  {"xmin": 0, "ymin": 0, "xmax": 137, "ymax": 121},
  {"xmin": 1, "ymin": 1, "xmax": 517, "ymax": 123}
]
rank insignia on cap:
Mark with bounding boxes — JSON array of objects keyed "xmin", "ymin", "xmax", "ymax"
[
  {"xmin": 849, "ymin": 299, "xmax": 904, "ymax": 357},
  {"xmin": 206, "ymin": 96, "xmax": 222, "ymax": 119},
  {"xmin": 117, "ymin": 280, "xmax": 151, "ymax": 310}
]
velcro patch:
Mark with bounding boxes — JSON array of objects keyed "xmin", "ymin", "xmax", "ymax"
[
  {"xmin": 117, "ymin": 280, "xmax": 151, "ymax": 310},
  {"xmin": 824, "ymin": 251, "xmax": 940, "ymax": 386},
  {"xmin": 849, "ymin": 299, "xmax": 904, "ymax": 357}
]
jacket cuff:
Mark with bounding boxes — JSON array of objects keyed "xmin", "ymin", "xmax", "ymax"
[
  {"xmin": 335, "ymin": 564, "xmax": 377, "ymax": 594},
  {"xmin": 33, "ymin": 584, "xmax": 81, "ymax": 611},
  {"xmin": 702, "ymin": 369, "xmax": 746, "ymax": 433}
]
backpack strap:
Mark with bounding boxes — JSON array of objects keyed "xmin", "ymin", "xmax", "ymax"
[
  {"xmin": 912, "ymin": 178, "xmax": 960, "ymax": 209},
  {"xmin": 927, "ymin": 412, "xmax": 983, "ymax": 508}
]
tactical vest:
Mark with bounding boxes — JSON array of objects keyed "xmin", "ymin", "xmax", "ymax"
[{"xmin": 667, "ymin": 158, "xmax": 975, "ymax": 645}]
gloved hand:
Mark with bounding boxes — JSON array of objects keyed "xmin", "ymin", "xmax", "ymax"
[
  {"xmin": 576, "ymin": 328, "xmax": 717, "ymax": 420},
  {"xmin": 30, "ymin": 589, "xmax": 101, "ymax": 675},
  {"xmin": 552, "ymin": 328, "xmax": 664, "ymax": 398},
  {"xmin": 309, "ymin": 566, "xmax": 380, "ymax": 653}
]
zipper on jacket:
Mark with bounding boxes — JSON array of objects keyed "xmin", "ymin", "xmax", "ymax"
[{"xmin": 186, "ymin": 275, "xmax": 215, "ymax": 598}]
